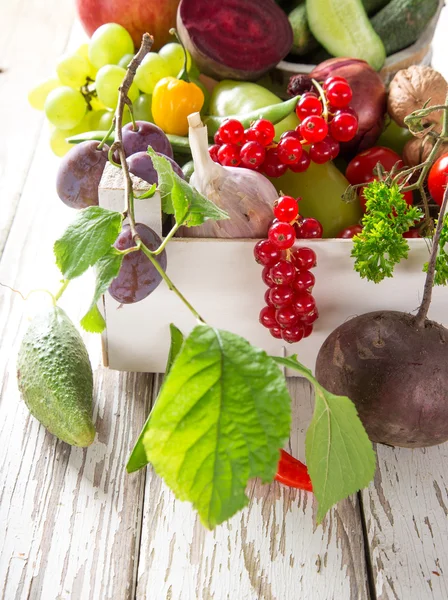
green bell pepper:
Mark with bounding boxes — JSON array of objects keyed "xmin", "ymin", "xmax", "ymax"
[{"xmin": 209, "ymin": 80, "xmax": 300, "ymax": 140}]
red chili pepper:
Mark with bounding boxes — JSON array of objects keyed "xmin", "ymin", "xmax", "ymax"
[{"xmin": 275, "ymin": 449, "xmax": 313, "ymax": 492}]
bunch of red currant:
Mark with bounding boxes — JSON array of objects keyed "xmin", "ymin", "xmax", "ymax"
[
  {"xmin": 254, "ymin": 196, "xmax": 319, "ymax": 343},
  {"xmin": 209, "ymin": 76, "xmax": 358, "ymax": 178}
]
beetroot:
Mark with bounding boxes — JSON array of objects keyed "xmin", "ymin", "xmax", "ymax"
[
  {"xmin": 316, "ymin": 188, "xmax": 448, "ymax": 449},
  {"xmin": 309, "ymin": 58, "xmax": 386, "ymax": 157},
  {"xmin": 316, "ymin": 311, "xmax": 448, "ymax": 448},
  {"xmin": 177, "ymin": 0, "xmax": 293, "ymax": 81}
]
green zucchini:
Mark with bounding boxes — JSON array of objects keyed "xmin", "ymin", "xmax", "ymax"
[
  {"xmin": 306, "ymin": 0, "xmax": 386, "ymax": 71},
  {"xmin": 288, "ymin": 4, "xmax": 319, "ymax": 56},
  {"xmin": 371, "ymin": 0, "xmax": 439, "ymax": 55}
]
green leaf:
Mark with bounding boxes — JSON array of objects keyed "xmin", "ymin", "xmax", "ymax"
[
  {"xmin": 127, "ymin": 324, "xmax": 185, "ymax": 474},
  {"xmin": 274, "ymin": 355, "xmax": 376, "ymax": 523},
  {"xmin": 54, "ymin": 206, "xmax": 123, "ymax": 279},
  {"xmin": 135, "ymin": 183, "xmax": 157, "ymax": 200},
  {"xmin": 143, "ymin": 325, "xmax": 291, "ymax": 529},
  {"xmin": 80, "ymin": 250, "xmax": 124, "ymax": 333},
  {"xmin": 147, "ymin": 148, "xmax": 229, "ymax": 226}
]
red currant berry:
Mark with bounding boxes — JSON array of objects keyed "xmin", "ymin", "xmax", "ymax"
[
  {"xmin": 263, "ymin": 148, "xmax": 288, "ymax": 178},
  {"xmin": 293, "ymin": 270, "xmax": 315, "ymax": 293},
  {"xmin": 296, "ymin": 93, "xmax": 322, "ymax": 120},
  {"xmin": 209, "ymin": 144, "xmax": 220, "ymax": 162},
  {"xmin": 240, "ymin": 141, "xmax": 266, "ymax": 169},
  {"xmin": 253, "ymin": 239, "xmax": 283, "ymax": 266},
  {"xmin": 268, "ymin": 221, "xmax": 296, "ymax": 249},
  {"xmin": 323, "ymin": 76, "xmax": 347, "ymax": 90},
  {"xmin": 330, "ymin": 112, "xmax": 358, "ymax": 142},
  {"xmin": 218, "ymin": 119, "xmax": 244, "ymax": 144},
  {"xmin": 303, "ymin": 324, "xmax": 313, "ymax": 338},
  {"xmin": 273, "ymin": 195, "xmax": 299, "ymax": 222},
  {"xmin": 289, "ymin": 150, "xmax": 310, "ymax": 173},
  {"xmin": 275, "ymin": 306, "xmax": 299, "ymax": 327},
  {"xmin": 327, "ymin": 136, "xmax": 340, "ymax": 159},
  {"xmin": 269, "ymin": 284, "xmax": 294, "ymax": 308},
  {"xmin": 309, "ymin": 138, "xmax": 334, "ymax": 164},
  {"xmin": 291, "ymin": 247, "xmax": 317, "ymax": 270},
  {"xmin": 277, "ymin": 136, "xmax": 303, "ymax": 165},
  {"xmin": 214, "ymin": 131, "xmax": 223, "ymax": 145},
  {"xmin": 259, "ymin": 306, "xmax": 277, "ymax": 328},
  {"xmin": 280, "ymin": 129, "xmax": 302, "ymax": 142},
  {"xmin": 217, "ymin": 143, "xmax": 240, "ymax": 166},
  {"xmin": 300, "ymin": 115, "xmax": 328, "ymax": 144},
  {"xmin": 250, "ymin": 119, "xmax": 275, "ymax": 146},
  {"xmin": 264, "ymin": 288, "xmax": 275, "ymax": 307},
  {"xmin": 300, "ymin": 308, "xmax": 319, "ymax": 325},
  {"xmin": 292, "ymin": 292, "xmax": 316, "ymax": 316},
  {"xmin": 270, "ymin": 325, "xmax": 283, "ymax": 339},
  {"xmin": 337, "ymin": 224, "xmax": 363, "ymax": 238},
  {"xmin": 299, "ymin": 217, "xmax": 323, "ymax": 239},
  {"xmin": 262, "ymin": 265, "xmax": 276, "ymax": 287},
  {"xmin": 282, "ymin": 324, "xmax": 304, "ymax": 344},
  {"xmin": 270, "ymin": 259, "xmax": 296, "ymax": 285},
  {"xmin": 326, "ymin": 80, "xmax": 352, "ymax": 108}
]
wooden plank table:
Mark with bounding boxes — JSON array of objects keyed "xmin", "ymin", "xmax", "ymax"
[{"xmin": 1, "ymin": 6, "xmax": 448, "ymax": 599}]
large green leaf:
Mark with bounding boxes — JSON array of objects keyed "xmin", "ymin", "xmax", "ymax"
[
  {"xmin": 54, "ymin": 206, "xmax": 123, "ymax": 279},
  {"xmin": 126, "ymin": 324, "xmax": 185, "ymax": 473},
  {"xmin": 143, "ymin": 325, "xmax": 291, "ymax": 529},
  {"xmin": 274, "ymin": 355, "xmax": 376, "ymax": 523}
]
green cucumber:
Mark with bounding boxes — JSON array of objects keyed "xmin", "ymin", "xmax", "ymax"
[
  {"xmin": 371, "ymin": 0, "xmax": 439, "ymax": 56},
  {"xmin": 306, "ymin": 0, "xmax": 386, "ymax": 71},
  {"xmin": 288, "ymin": 4, "xmax": 319, "ymax": 56},
  {"xmin": 17, "ymin": 307, "xmax": 95, "ymax": 447},
  {"xmin": 362, "ymin": 0, "xmax": 390, "ymax": 14}
]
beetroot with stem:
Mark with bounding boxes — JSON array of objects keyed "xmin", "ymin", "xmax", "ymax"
[
  {"xmin": 316, "ymin": 186, "xmax": 448, "ymax": 449},
  {"xmin": 176, "ymin": 0, "xmax": 293, "ymax": 81}
]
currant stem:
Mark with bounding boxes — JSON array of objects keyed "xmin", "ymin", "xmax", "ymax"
[{"xmin": 311, "ymin": 78, "xmax": 328, "ymax": 122}]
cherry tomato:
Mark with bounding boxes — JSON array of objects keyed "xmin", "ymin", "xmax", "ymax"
[
  {"xmin": 338, "ymin": 224, "xmax": 363, "ymax": 238},
  {"xmin": 346, "ymin": 146, "xmax": 403, "ymax": 185},
  {"xmin": 358, "ymin": 177, "xmax": 413, "ymax": 213},
  {"xmin": 428, "ymin": 153, "xmax": 448, "ymax": 207}
]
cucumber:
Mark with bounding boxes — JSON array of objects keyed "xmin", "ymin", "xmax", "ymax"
[
  {"xmin": 371, "ymin": 0, "xmax": 439, "ymax": 55},
  {"xmin": 306, "ymin": 0, "xmax": 386, "ymax": 71},
  {"xmin": 288, "ymin": 4, "xmax": 319, "ymax": 56},
  {"xmin": 362, "ymin": 0, "xmax": 390, "ymax": 14}
]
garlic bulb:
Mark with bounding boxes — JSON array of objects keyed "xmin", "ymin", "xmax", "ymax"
[{"xmin": 179, "ymin": 112, "xmax": 278, "ymax": 238}]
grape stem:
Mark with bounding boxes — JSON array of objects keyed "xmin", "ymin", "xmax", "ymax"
[{"xmin": 112, "ymin": 33, "xmax": 206, "ymax": 324}]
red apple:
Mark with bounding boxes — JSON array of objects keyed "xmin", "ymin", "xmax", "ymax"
[{"xmin": 76, "ymin": 0, "xmax": 181, "ymax": 51}]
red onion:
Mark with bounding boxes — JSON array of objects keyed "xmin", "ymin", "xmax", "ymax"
[{"xmin": 309, "ymin": 58, "xmax": 387, "ymax": 157}]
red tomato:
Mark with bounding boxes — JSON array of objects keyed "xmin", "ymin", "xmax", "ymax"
[
  {"xmin": 358, "ymin": 177, "xmax": 413, "ymax": 213},
  {"xmin": 346, "ymin": 146, "xmax": 403, "ymax": 185},
  {"xmin": 337, "ymin": 224, "xmax": 363, "ymax": 238},
  {"xmin": 428, "ymin": 153, "xmax": 448, "ymax": 206}
]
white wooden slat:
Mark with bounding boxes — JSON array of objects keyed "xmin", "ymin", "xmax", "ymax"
[
  {"xmin": 136, "ymin": 378, "xmax": 370, "ymax": 600},
  {"xmin": 0, "ymin": 0, "xmax": 76, "ymax": 256},
  {"xmin": 361, "ymin": 444, "xmax": 448, "ymax": 600},
  {"xmin": 0, "ymin": 116, "xmax": 150, "ymax": 600}
]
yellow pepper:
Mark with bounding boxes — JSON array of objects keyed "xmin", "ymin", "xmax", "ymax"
[{"xmin": 152, "ymin": 77, "xmax": 204, "ymax": 136}]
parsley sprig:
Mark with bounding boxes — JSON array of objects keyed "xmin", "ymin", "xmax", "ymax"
[
  {"xmin": 423, "ymin": 215, "xmax": 448, "ymax": 285},
  {"xmin": 351, "ymin": 180, "xmax": 423, "ymax": 283}
]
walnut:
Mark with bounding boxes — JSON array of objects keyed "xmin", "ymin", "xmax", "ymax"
[
  {"xmin": 402, "ymin": 135, "xmax": 448, "ymax": 167},
  {"xmin": 388, "ymin": 66, "xmax": 447, "ymax": 129}
]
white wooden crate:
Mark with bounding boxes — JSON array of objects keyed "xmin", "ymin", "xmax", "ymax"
[{"xmin": 99, "ymin": 163, "xmax": 447, "ymax": 375}]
